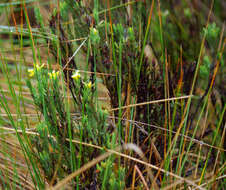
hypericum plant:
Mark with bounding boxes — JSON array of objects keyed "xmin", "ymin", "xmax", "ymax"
[
  {"xmin": 27, "ymin": 64, "xmax": 74, "ymax": 183},
  {"xmin": 26, "ymin": 61, "xmax": 121, "ymax": 187}
]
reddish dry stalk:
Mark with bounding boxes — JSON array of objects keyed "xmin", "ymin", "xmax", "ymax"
[{"xmin": 134, "ymin": 165, "xmax": 149, "ymax": 190}]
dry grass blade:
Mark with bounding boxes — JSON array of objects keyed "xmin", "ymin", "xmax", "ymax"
[
  {"xmin": 194, "ymin": 175, "xmax": 226, "ymax": 190},
  {"xmin": 124, "ymin": 143, "xmax": 159, "ymax": 190},
  {"xmin": 110, "ymin": 95, "xmax": 193, "ymax": 112},
  {"xmin": 161, "ymin": 179, "xmax": 184, "ymax": 190},
  {"xmin": 134, "ymin": 165, "xmax": 149, "ymax": 190}
]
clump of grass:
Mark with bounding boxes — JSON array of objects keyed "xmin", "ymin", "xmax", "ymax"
[{"xmin": 0, "ymin": 0, "xmax": 225, "ymax": 189}]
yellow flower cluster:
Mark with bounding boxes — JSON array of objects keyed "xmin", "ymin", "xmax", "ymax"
[
  {"xmin": 71, "ymin": 70, "xmax": 93, "ymax": 88},
  {"xmin": 92, "ymin": 28, "xmax": 98, "ymax": 35},
  {"xmin": 28, "ymin": 68, "xmax": 35, "ymax": 77},
  {"xmin": 48, "ymin": 70, "xmax": 59, "ymax": 79},
  {"xmin": 35, "ymin": 63, "xmax": 45, "ymax": 71},
  {"xmin": 71, "ymin": 70, "xmax": 81, "ymax": 81},
  {"xmin": 27, "ymin": 63, "xmax": 45, "ymax": 77},
  {"xmin": 85, "ymin": 81, "xmax": 92, "ymax": 89}
]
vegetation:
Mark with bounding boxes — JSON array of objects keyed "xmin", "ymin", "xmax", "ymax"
[{"xmin": 0, "ymin": 0, "xmax": 225, "ymax": 189}]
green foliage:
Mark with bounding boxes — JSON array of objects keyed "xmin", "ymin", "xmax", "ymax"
[
  {"xmin": 90, "ymin": 27, "xmax": 101, "ymax": 45},
  {"xmin": 25, "ymin": 61, "xmax": 118, "ymax": 187},
  {"xmin": 203, "ymin": 22, "xmax": 220, "ymax": 44},
  {"xmin": 97, "ymin": 159, "xmax": 125, "ymax": 190},
  {"xmin": 199, "ymin": 55, "xmax": 211, "ymax": 79},
  {"xmin": 34, "ymin": 7, "xmax": 44, "ymax": 29}
]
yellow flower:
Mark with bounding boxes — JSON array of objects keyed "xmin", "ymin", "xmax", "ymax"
[
  {"xmin": 93, "ymin": 28, "xmax": 98, "ymax": 35},
  {"xmin": 28, "ymin": 63, "xmax": 45, "ymax": 77},
  {"xmin": 90, "ymin": 27, "xmax": 100, "ymax": 44},
  {"xmin": 85, "ymin": 81, "xmax": 92, "ymax": 89},
  {"xmin": 28, "ymin": 68, "xmax": 34, "ymax": 77},
  {"xmin": 72, "ymin": 70, "xmax": 81, "ymax": 81},
  {"xmin": 35, "ymin": 63, "xmax": 45, "ymax": 71},
  {"xmin": 48, "ymin": 70, "xmax": 59, "ymax": 79},
  {"xmin": 102, "ymin": 107, "xmax": 109, "ymax": 115}
]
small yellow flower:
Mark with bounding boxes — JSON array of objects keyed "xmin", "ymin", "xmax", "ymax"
[
  {"xmin": 48, "ymin": 70, "xmax": 59, "ymax": 79},
  {"xmin": 35, "ymin": 63, "xmax": 45, "ymax": 71},
  {"xmin": 102, "ymin": 107, "xmax": 109, "ymax": 115},
  {"xmin": 93, "ymin": 28, "xmax": 98, "ymax": 35},
  {"xmin": 85, "ymin": 81, "xmax": 92, "ymax": 89},
  {"xmin": 28, "ymin": 68, "xmax": 34, "ymax": 77},
  {"xmin": 90, "ymin": 27, "xmax": 100, "ymax": 44},
  {"xmin": 72, "ymin": 70, "xmax": 81, "ymax": 81}
]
